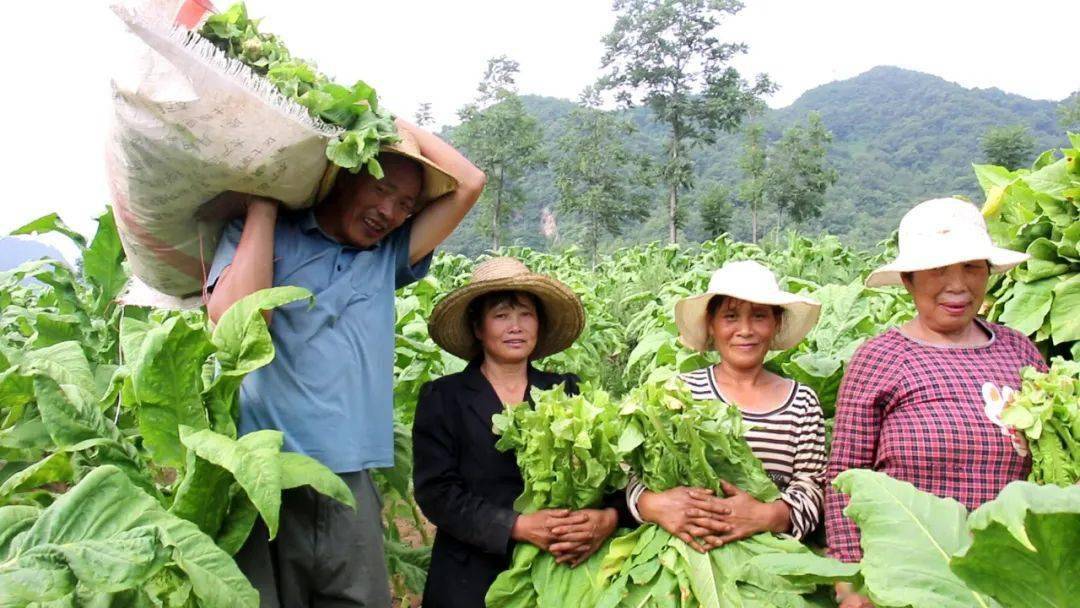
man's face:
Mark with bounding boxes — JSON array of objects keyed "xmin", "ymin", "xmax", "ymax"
[{"xmin": 326, "ymin": 154, "xmax": 423, "ymax": 248}]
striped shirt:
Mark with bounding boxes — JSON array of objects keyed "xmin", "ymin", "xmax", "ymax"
[{"xmin": 627, "ymin": 366, "xmax": 828, "ymax": 540}]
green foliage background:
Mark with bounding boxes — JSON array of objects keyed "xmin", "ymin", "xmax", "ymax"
[{"xmin": 441, "ymin": 67, "xmax": 1064, "ymax": 256}]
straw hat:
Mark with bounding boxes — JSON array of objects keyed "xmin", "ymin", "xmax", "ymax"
[
  {"xmin": 317, "ymin": 129, "xmax": 458, "ymax": 206},
  {"xmin": 675, "ymin": 260, "xmax": 821, "ymax": 352},
  {"xmin": 428, "ymin": 257, "xmax": 585, "ymax": 360},
  {"xmin": 866, "ymin": 197, "xmax": 1029, "ymax": 288}
]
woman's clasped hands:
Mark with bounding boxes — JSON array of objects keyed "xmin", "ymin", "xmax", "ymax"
[
  {"xmin": 511, "ymin": 508, "xmax": 618, "ymax": 566},
  {"xmin": 638, "ymin": 480, "xmax": 792, "ymax": 552}
]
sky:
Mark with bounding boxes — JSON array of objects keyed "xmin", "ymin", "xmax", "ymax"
[{"xmin": 3, "ymin": 0, "xmax": 1077, "ymax": 257}]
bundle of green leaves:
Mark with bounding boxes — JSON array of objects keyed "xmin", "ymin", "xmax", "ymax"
[
  {"xmin": 485, "ymin": 383, "xmax": 636, "ymax": 607},
  {"xmin": 834, "ymin": 469, "xmax": 1080, "ymax": 608},
  {"xmin": 199, "ymin": 3, "xmax": 400, "ymax": 177},
  {"xmin": 979, "ymin": 133, "xmax": 1080, "ymax": 360},
  {"xmin": 999, "ymin": 358, "xmax": 1080, "ymax": 486},
  {"xmin": 589, "ymin": 376, "xmax": 851, "ymax": 607},
  {"xmin": 491, "ymin": 383, "xmax": 631, "ymax": 514},
  {"xmin": 619, "ymin": 375, "xmax": 779, "ymax": 501}
]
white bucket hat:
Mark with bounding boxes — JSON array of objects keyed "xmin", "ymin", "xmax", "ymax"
[
  {"xmin": 674, "ymin": 260, "xmax": 821, "ymax": 352},
  {"xmin": 866, "ymin": 197, "xmax": 1029, "ymax": 288}
]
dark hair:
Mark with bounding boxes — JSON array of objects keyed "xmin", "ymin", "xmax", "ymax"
[
  {"xmin": 467, "ymin": 290, "xmax": 545, "ymax": 334},
  {"xmin": 706, "ymin": 295, "xmax": 783, "ymax": 321}
]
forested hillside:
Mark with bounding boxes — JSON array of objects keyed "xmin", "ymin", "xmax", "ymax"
[{"xmin": 441, "ymin": 66, "xmax": 1064, "ymax": 256}]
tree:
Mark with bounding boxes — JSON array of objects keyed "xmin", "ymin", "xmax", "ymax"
[
  {"xmin": 453, "ymin": 56, "xmax": 545, "ymax": 249},
  {"xmin": 737, "ymin": 123, "xmax": 767, "ymax": 243},
  {"xmin": 598, "ymin": 0, "xmax": 773, "ymax": 244},
  {"xmin": 1057, "ymin": 91, "xmax": 1080, "ymax": 131},
  {"xmin": 413, "ymin": 102, "xmax": 434, "ymax": 127},
  {"xmin": 697, "ymin": 182, "xmax": 733, "ymax": 240},
  {"xmin": 764, "ymin": 112, "xmax": 837, "ymax": 231},
  {"xmin": 553, "ymin": 88, "xmax": 653, "ymax": 264},
  {"xmin": 981, "ymin": 125, "xmax": 1036, "ymax": 170}
]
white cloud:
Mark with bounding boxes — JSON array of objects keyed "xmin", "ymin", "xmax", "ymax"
[{"xmin": 2, "ymin": 0, "xmax": 1074, "ymax": 243}]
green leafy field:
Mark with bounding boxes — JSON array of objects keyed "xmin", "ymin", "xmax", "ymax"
[{"xmin": 1, "ymin": 127, "xmax": 1078, "ymax": 606}]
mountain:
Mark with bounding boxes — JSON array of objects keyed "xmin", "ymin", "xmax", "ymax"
[
  {"xmin": 440, "ymin": 66, "xmax": 1067, "ymax": 256},
  {"xmin": 0, "ymin": 237, "xmax": 66, "ymax": 272}
]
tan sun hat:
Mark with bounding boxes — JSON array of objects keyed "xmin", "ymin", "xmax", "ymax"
[
  {"xmin": 316, "ymin": 129, "xmax": 459, "ymax": 206},
  {"xmin": 428, "ymin": 257, "xmax": 585, "ymax": 361},
  {"xmin": 866, "ymin": 197, "xmax": 1029, "ymax": 288},
  {"xmin": 675, "ymin": 260, "xmax": 821, "ymax": 352}
]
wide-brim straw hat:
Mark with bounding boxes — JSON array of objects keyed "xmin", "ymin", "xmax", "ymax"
[
  {"xmin": 866, "ymin": 197, "xmax": 1029, "ymax": 288},
  {"xmin": 317, "ymin": 129, "xmax": 458, "ymax": 207},
  {"xmin": 428, "ymin": 257, "xmax": 585, "ymax": 361},
  {"xmin": 675, "ymin": 260, "xmax": 821, "ymax": 352}
]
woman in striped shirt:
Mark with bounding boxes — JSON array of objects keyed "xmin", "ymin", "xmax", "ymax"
[{"xmin": 627, "ymin": 260, "xmax": 828, "ymax": 551}]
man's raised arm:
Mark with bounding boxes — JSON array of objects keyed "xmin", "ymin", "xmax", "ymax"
[
  {"xmin": 400, "ymin": 119, "xmax": 487, "ymax": 264},
  {"xmin": 206, "ymin": 198, "xmax": 278, "ymax": 324}
]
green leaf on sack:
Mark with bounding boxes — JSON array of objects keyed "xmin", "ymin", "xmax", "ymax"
[{"xmin": 951, "ymin": 482, "xmax": 1080, "ymax": 608}]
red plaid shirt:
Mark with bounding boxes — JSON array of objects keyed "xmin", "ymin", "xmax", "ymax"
[{"xmin": 824, "ymin": 320, "xmax": 1047, "ymax": 563}]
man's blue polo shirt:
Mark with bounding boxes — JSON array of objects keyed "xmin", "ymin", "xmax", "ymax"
[{"xmin": 207, "ymin": 210, "xmax": 431, "ymax": 472}]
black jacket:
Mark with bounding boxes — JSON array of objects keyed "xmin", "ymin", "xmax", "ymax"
[{"xmin": 412, "ymin": 360, "xmax": 633, "ymax": 608}]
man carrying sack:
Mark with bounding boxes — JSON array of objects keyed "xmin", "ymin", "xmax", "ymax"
[{"xmin": 205, "ymin": 118, "xmax": 486, "ymax": 606}]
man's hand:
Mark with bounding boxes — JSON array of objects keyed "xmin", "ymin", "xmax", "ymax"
[
  {"xmin": 549, "ymin": 508, "xmax": 618, "ymax": 567},
  {"xmin": 839, "ymin": 594, "xmax": 875, "ymax": 608},
  {"xmin": 511, "ymin": 509, "xmax": 588, "ymax": 553},
  {"xmin": 195, "ymin": 191, "xmax": 276, "ymax": 222},
  {"xmin": 836, "ymin": 583, "xmax": 875, "ymax": 607},
  {"xmin": 695, "ymin": 480, "xmax": 792, "ymax": 548},
  {"xmin": 637, "ymin": 487, "xmax": 733, "ymax": 553}
]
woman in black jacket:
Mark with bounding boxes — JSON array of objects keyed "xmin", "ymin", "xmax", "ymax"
[{"xmin": 413, "ymin": 257, "xmax": 628, "ymax": 607}]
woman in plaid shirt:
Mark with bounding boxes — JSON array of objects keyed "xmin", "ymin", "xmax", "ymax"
[{"xmin": 825, "ymin": 198, "xmax": 1047, "ymax": 608}]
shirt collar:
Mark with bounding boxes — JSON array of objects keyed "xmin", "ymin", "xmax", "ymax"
[
  {"xmin": 300, "ymin": 209, "xmax": 331, "ymax": 238},
  {"xmin": 299, "ymin": 209, "xmax": 377, "ymax": 251},
  {"xmin": 463, "ymin": 357, "xmax": 543, "ymax": 398}
]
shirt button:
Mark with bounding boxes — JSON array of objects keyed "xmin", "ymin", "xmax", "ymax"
[{"xmin": 337, "ymin": 265, "xmax": 343, "ymax": 271}]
